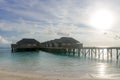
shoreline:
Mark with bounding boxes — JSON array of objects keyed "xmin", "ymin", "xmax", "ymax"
[
  {"xmin": 0, "ymin": 69, "xmax": 46, "ymax": 80},
  {"xmin": 0, "ymin": 69, "xmax": 119, "ymax": 80}
]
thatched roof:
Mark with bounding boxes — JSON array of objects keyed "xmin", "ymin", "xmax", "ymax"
[
  {"xmin": 59, "ymin": 37, "xmax": 80, "ymax": 43},
  {"xmin": 43, "ymin": 37, "xmax": 80, "ymax": 44},
  {"xmin": 16, "ymin": 38, "xmax": 40, "ymax": 45}
]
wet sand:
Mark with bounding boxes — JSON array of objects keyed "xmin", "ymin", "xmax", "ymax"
[
  {"xmin": 0, "ymin": 70, "xmax": 46, "ymax": 80},
  {"xmin": 0, "ymin": 69, "xmax": 120, "ymax": 80}
]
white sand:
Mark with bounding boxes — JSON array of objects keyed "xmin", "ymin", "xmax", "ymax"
[
  {"xmin": 0, "ymin": 70, "xmax": 119, "ymax": 80},
  {"xmin": 0, "ymin": 70, "xmax": 46, "ymax": 80}
]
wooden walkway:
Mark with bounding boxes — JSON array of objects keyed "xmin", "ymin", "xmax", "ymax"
[{"xmin": 41, "ymin": 47, "xmax": 120, "ymax": 60}]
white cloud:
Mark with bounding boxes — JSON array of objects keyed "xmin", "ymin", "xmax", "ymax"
[
  {"xmin": 0, "ymin": 0, "xmax": 120, "ymax": 46},
  {"xmin": 104, "ymin": 31, "xmax": 120, "ymax": 40},
  {"xmin": 0, "ymin": 36, "xmax": 9, "ymax": 44}
]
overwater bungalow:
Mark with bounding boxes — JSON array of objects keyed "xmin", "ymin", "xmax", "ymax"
[
  {"xmin": 41, "ymin": 37, "xmax": 83, "ymax": 48},
  {"xmin": 11, "ymin": 38, "xmax": 40, "ymax": 52}
]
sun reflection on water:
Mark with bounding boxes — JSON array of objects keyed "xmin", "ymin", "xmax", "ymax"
[
  {"xmin": 97, "ymin": 63, "xmax": 109, "ymax": 78},
  {"xmin": 95, "ymin": 49, "xmax": 112, "ymax": 60}
]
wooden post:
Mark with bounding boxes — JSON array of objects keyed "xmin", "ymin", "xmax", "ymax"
[
  {"xmin": 107, "ymin": 49, "xmax": 109, "ymax": 59},
  {"xmin": 98, "ymin": 49, "xmax": 100, "ymax": 58},
  {"xmin": 68, "ymin": 49, "xmax": 70, "ymax": 55},
  {"xmin": 116, "ymin": 49, "xmax": 119, "ymax": 60},
  {"xmin": 91, "ymin": 49, "xmax": 93, "ymax": 58},
  {"xmin": 70, "ymin": 49, "xmax": 72, "ymax": 55},
  {"xmin": 95, "ymin": 49, "xmax": 97, "ymax": 58},
  {"xmin": 81, "ymin": 48, "xmax": 84, "ymax": 56},
  {"xmin": 88, "ymin": 49, "xmax": 90, "ymax": 57},
  {"xmin": 73, "ymin": 49, "xmax": 75, "ymax": 56},
  {"xmin": 63, "ymin": 48, "xmax": 65, "ymax": 54},
  {"xmin": 78, "ymin": 48, "xmax": 80, "ymax": 56},
  {"xmin": 83, "ymin": 49, "xmax": 86, "ymax": 57},
  {"xmin": 110, "ymin": 49, "xmax": 112, "ymax": 59},
  {"xmin": 102, "ymin": 49, "xmax": 104, "ymax": 59},
  {"xmin": 11, "ymin": 48, "xmax": 14, "ymax": 52}
]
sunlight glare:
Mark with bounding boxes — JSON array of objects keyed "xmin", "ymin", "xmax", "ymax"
[
  {"xmin": 89, "ymin": 9, "xmax": 115, "ymax": 30},
  {"xmin": 97, "ymin": 63, "xmax": 107, "ymax": 77}
]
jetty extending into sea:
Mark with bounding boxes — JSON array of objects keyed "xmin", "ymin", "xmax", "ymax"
[
  {"xmin": 40, "ymin": 47, "xmax": 120, "ymax": 60},
  {"xmin": 11, "ymin": 37, "xmax": 120, "ymax": 60}
]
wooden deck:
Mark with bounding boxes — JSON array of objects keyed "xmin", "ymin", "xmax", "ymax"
[
  {"xmin": 83, "ymin": 47, "xmax": 120, "ymax": 49},
  {"xmin": 11, "ymin": 44, "xmax": 120, "ymax": 60},
  {"xmin": 41, "ymin": 47, "xmax": 120, "ymax": 60}
]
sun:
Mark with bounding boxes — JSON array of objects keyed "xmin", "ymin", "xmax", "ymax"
[{"xmin": 89, "ymin": 9, "xmax": 115, "ymax": 30}]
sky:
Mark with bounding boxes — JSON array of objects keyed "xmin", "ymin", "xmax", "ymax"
[{"xmin": 0, "ymin": 0, "xmax": 120, "ymax": 47}]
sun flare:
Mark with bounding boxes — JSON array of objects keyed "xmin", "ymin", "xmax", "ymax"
[{"xmin": 89, "ymin": 9, "xmax": 115, "ymax": 30}]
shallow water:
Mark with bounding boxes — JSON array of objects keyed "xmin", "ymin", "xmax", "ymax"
[{"xmin": 0, "ymin": 48, "xmax": 120, "ymax": 79}]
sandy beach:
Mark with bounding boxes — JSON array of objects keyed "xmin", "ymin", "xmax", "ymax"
[
  {"xmin": 0, "ymin": 69, "xmax": 120, "ymax": 80},
  {"xmin": 0, "ymin": 70, "xmax": 88, "ymax": 80},
  {"xmin": 0, "ymin": 70, "xmax": 45, "ymax": 80}
]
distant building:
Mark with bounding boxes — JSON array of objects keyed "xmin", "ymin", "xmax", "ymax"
[
  {"xmin": 41, "ymin": 37, "xmax": 83, "ymax": 48},
  {"xmin": 11, "ymin": 38, "xmax": 40, "ymax": 52}
]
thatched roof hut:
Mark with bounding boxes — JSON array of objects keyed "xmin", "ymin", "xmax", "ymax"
[
  {"xmin": 17, "ymin": 38, "xmax": 40, "ymax": 45},
  {"xmin": 41, "ymin": 37, "xmax": 83, "ymax": 48},
  {"xmin": 58, "ymin": 37, "xmax": 79, "ymax": 43},
  {"xmin": 11, "ymin": 38, "xmax": 40, "ymax": 52}
]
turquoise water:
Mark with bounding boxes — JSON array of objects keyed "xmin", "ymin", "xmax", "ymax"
[{"xmin": 0, "ymin": 48, "xmax": 120, "ymax": 79}]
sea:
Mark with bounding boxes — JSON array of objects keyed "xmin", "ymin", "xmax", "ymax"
[{"xmin": 0, "ymin": 47, "xmax": 120, "ymax": 79}]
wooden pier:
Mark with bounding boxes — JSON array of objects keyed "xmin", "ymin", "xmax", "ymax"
[
  {"xmin": 11, "ymin": 37, "xmax": 120, "ymax": 60},
  {"xmin": 41, "ymin": 47, "xmax": 120, "ymax": 60}
]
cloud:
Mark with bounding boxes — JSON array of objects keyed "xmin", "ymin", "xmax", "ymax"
[
  {"xmin": 0, "ymin": 0, "xmax": 118, "ymax": 27},
  {"xmin": 57, "ymin": 32, "xmax": 70, "ymax": 36},
  {"xmin": 0, "ymin": 35, "xmax": 9, "ymax": 44},
  {"xmin": 104, "ymin": 31, "xmax": 120, "ymax": 40},
  {"xmin": 0, "ymin": 0, "xmax": 90, "ymax": 24},
  {"xmin": 0, "ymin": 18, "xmax": 114, "ymax": 44},
  {"xmin": 0, "ymin": 0, "xmax": 120, "ymax": 46}
]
